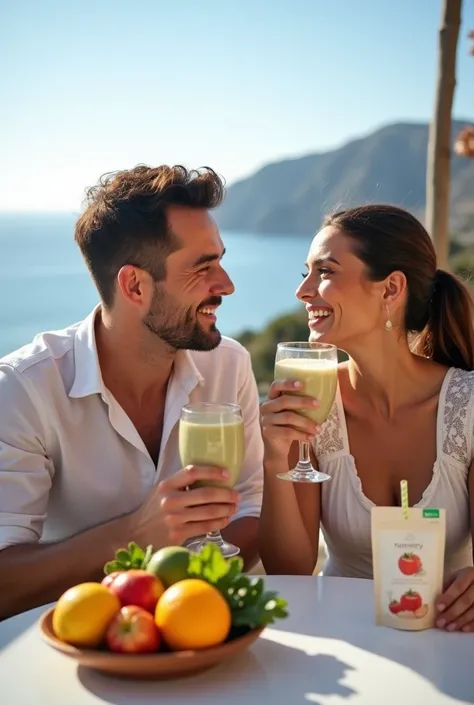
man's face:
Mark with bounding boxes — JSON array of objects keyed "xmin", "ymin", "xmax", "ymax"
[{"xmin": 143, "ymin": 206, "xmax": 235, "ymax": 351}]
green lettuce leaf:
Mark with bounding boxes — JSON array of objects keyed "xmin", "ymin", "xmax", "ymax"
[{"xmin": 186, "ymin": 544, "xmax": 289, "ymax": 628}]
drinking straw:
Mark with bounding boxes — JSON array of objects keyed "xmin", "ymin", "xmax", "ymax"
[{"xmin": 400, "ymin": 479, "xmax": 409, "ymax": 519}]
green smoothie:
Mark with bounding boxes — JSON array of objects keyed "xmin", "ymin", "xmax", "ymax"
[
  {"xmin": 274, "ymin": 357, "xmax": 337, "ymax": 424},
  {"xmin": 179, "ymin": 416, "xmax": 245, "ymax": 488}
]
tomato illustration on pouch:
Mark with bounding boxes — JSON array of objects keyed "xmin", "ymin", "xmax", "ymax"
[
  {"xmin": 398, "ymin": 553, "xmax": 422, "ymax": 576},
  {"xmin": 388, "ymin": 600, "xmax": 402, "ymax": 614},
  {"xmin": 400, "ymin": 590, "xmax": 423, "ymax": 612}
]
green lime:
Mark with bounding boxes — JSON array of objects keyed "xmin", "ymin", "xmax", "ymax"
[{"xmin": 146, "ymin": 546, "xmax": 190, "ymax": 587}]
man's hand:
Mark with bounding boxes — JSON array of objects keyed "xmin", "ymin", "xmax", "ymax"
[{"xmin": 132, "ymin": 465, "xmax": 240, "ymax": 546}]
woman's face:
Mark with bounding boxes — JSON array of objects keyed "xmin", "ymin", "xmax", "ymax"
[{"xmin": 296, "ymin": 226, "xmax": 388, "ymax": 350}]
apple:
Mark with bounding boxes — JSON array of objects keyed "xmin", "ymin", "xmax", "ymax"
[
  {"xmin": 101, "ymin": 571, "xmax": 123, "ymax": 588},
  {"xmin": 106, "ymin": 569, "xmax": 164, "ymax": 613},
  {"xmin": 106, "ymin": 605, "xmax": 161, "ymax": 653}
]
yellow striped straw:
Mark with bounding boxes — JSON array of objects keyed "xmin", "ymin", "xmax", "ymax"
[{"xmin": 400, "ymin": 479, "xmax": 409, "ymax": 519}]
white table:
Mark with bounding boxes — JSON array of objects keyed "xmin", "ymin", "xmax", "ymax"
[{"xmin": 1, "ymin": 576, "xmax": 473, "ymax": 705}]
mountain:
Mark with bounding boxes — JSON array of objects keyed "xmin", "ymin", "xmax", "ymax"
[{"xmin": 216, "ymin": 120, "xmax": 474, "ymax": 239}]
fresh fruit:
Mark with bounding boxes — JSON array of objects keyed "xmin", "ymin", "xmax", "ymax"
[
  {"xmin": 146, "ymin": 546, "xmax": 190, "ymax": 587},
  {"xmin": 101, "ymin": 571, "xmax": 123, "ymax": 588},
  {"xmin": 106, "ymin": 605, "xmax": 161, "ymax": 653},
  {"xmin": 398, "ymin": 553, "xmax": 422, "ymax": 576},
  {"xmin": 388, "ymin": 600, "xmax": 402, "ymax": 614},
  {"xmin": 107, "ymin": 569, "xmax": 165, "ymax": 613},
  {"xmin": 101, "ymin": 542, "xmax": 289, "ymax": 636},
  {"xmin": 155, "ymin": 578, "xmax": 231, "ymax": 651},
  {"xmin": 53, "ymin": 582, "xmax": 121, "ymax": 648},
  {"xmin": 400, "ymin": 590, "xmax": 423, "ymax": 612}
]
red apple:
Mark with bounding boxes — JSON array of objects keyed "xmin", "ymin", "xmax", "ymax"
[
  {"xmin": 101, "ymin": 571, "xmax": 123, "ymax": 588},
  {"xmin": 106, "ymin": 569, "xmax": 164, "ymax": 613},
  {"xmin": 106, "ymin": 605, "xmax": 161, "ymax": 653}
]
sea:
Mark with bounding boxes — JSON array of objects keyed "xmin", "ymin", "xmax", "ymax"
[{"xmin": 0, "ymin": 213, "xmax": 311, "ymax": 358}]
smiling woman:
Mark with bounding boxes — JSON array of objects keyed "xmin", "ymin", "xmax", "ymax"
[{"xmin": 259, "ymin": 204, "xmax": 474, "ymax": 634}]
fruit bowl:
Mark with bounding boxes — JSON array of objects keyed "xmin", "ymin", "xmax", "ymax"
[{"xmin": 39, "ymin": 607, "xmax": 265, "ymax": 680}]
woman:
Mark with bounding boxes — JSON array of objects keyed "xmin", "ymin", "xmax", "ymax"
[{"xmin": 259, "ymin": 204, "xmax": 474, "ymax": 633}]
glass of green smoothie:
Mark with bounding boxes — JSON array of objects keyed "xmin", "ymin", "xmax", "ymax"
[
  {"xmin": 274, "ymin": 341, "xmax": 338, "ymax": 483},
  {"xmin": 179, "ymin": 402, "xmax": 245, "ymax": 558}
]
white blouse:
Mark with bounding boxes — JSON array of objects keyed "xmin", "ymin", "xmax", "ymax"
[{"xmin": 313, "ymin": 367, "xmax": 473, "ymax": 579}]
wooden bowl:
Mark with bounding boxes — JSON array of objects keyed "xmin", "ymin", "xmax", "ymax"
[{"xmin": 39, "ymin": 607, "xmax": 264, "ymax": 680}]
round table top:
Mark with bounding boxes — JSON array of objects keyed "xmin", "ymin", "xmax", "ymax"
[{"xmin": 1, "ymin": 575, "xmax": 473, "ymax": 705}]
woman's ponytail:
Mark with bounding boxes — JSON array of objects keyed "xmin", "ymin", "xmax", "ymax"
[{"xmin": 412, "ymin": 269, "xmax": 474, "ymax": 371}]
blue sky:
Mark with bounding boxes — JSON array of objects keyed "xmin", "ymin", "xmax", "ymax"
[{"xmin": 1, "ymin": 0, "xmax": 473, "ymax": 211}]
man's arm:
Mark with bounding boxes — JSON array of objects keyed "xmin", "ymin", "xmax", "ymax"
[
  {"xmin": 0, "ymin": 365, "xmax": 142, "ymax": 619},
  {"xmin": 2, "ymin": 514, "xmax": 259, "ymax": 620},
  {"xmin": 0, "ymin": 363, "xmax": 138, "ymax": 617},
  {"xmin": 0, "ymin": 512, "xmax": 138, "ymax": 619}
]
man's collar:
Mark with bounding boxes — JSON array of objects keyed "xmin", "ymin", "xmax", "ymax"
[
  {"xmin": 173, "ymin": 349, "xmax": 205, "ymax": 393},
  {"xmin": 69, "ymin": 304, "xmax": 104, "ymax": 398},
  {"xmin": 68, "ymin": 305, "xmax": 205, "ymax": 399}
]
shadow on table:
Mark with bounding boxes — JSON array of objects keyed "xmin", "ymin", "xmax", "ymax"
[
  {"xmin": 78, "ymin": 639, "xmax": 356, "ymax": 705},
  {"xmin": 274, "ymin": 577, "xmax": 474, "ymax": 705}
]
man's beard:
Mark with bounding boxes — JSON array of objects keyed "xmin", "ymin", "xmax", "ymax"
[{"xmin": 143, "ymin": 285, "xmax": 222, "ymax": 351}]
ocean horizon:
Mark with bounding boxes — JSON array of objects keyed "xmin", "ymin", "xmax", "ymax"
[{"xmin": 0, "ymin": 212, "xmax": 311, "ymax": 358}]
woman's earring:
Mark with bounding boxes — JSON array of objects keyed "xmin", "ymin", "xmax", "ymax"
[{"xmin": 385, "ymin": 307, "xmax": 393, "ymax": 332}]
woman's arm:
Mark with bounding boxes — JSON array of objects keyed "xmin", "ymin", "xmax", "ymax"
[
  {"xmin": 471, "ymin": 460, "xmax": 474, "ymax": 559},
  {"xmin": 433, "ymin": 460, "xmax": 474, "ymax": 632},
  {"xmin": 258, "ymin": 378, "xmax": 322, "ymax": 575},
  {"xmin": 259, "ymin": 442, "xmax": 321, "ymax": 574}
]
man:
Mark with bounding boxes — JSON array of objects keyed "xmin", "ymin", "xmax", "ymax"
[{"xmin": 0, "ymin": 165, "xmax": 263, "ymax": 619}]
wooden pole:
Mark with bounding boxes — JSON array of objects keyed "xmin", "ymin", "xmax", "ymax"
[{"xmin": 425, "ymin": 0, "xmax": 462, "ymax": 269}]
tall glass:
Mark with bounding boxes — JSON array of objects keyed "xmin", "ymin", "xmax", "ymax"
[
  {"xmin": 274, "ymin": 342, "xmax": 338, "ymax": 483},
  {"xmin": 179, "ymin": 402, "xmax": 245, "ymax": 558}
]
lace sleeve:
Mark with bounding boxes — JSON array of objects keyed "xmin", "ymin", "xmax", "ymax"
[
  {"xmin": 442, "ymin": 368, "xmax": 474, "ymax": 466},
  {"xmin": 314, "ymin": 400, "xmax": 345, "ymax": 459}
]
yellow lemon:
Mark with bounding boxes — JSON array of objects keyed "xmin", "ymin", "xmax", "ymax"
[
  {"xmin": 52, "ymin": 582, "xmax": 121, "ymax": 648},
  {"xmin": 155, "ymin": 578, "xmax": 231, "ymax": 651}
]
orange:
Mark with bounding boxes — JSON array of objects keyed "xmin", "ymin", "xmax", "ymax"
[
  {"xmin": 52, "ymin": 582, "xmax": 121, "ymax": 648},
  {"xmin": 155, "ymin": 579, "xmax": 231, "ymax": 650}
]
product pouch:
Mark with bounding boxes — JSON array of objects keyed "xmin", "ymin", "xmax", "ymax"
[{"xmin": 371, "ymin": 498, "xmax": 446, "ymax": 630}]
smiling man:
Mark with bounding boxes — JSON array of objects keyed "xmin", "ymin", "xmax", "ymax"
[{"xmin": 0, "ymin": 165, "xmax": 263, "ymax": 619}]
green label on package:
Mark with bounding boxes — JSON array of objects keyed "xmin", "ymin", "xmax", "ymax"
[{"xmin": 423, "ymin": 508, "xmax": 440, "ymax": 519}]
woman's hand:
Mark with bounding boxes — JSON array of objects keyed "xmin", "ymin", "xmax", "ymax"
[
  {"xmin": 260, "ymin": 379, "xmax": 321, "ymax": 459},
  {"xmin": 435, "ymin": 567, "xmax": 474, "ymax": 632}
]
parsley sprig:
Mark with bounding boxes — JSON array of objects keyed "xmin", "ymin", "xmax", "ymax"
[{"xmin": 104, "ymin": 541, "xmax": 153, "ymax": 574}]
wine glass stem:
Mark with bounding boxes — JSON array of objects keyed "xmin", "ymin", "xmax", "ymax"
[
  {"xmin": 296, "ymin": 441, "xmax": 314, "ymax": 473},
  {"xmin": 205, "ymin": 530, "xmax": 224, "ymax": 544}
]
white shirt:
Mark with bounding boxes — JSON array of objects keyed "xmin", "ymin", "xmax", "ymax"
[{"xmin": 0, "ymin": 307, "xmax": 264, "ymax": 551}]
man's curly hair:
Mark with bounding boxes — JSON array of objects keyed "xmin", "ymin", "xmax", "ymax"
[{"xmin": 75, "ymin": 165, "xmax": 225, "ymax": 307}]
